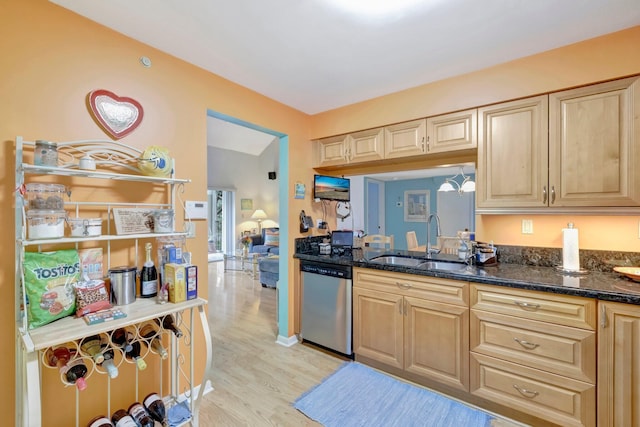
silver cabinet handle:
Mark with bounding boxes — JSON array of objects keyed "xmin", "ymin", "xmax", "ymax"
[
  {"xmin": 513, "ymin": 384, "xmax": 539, "ymax": 398},
  {"xmin": 396, "ymin": 282, "xmax": 412, "ymax": 290},
  {"xmin": 551, "ymin": 186, "xmax": 556, "ymax": 204},
  {"xmin": 542, "ymin": 186, "xmax": 547, "ymax": 204},
  {"xmin": 421, "ymin": 136, "xmax": 426, "ymax": 152},
  {"xmin": 403, "ymin": 299, "xmax": 407, "ymax": 316},
  {"xmin": 514, "ymin": 300, "xmax": 540, "ymax": 311},
  {"xmin": 398, "ymin": 300, "xmax": 403, "ymax": 315},
  {"xmin": 514, "ymin": 338, "xmax": 539, "ymax": 350}
]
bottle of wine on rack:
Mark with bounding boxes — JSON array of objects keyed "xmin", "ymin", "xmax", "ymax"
[
  {"xmin": 99, "ymin": 348, "xmax": 119, "ymax": 379},
  {"xmin": 111, "ymin": 409, "xmax": 137, "ymax": 427},
  {"xmin": 65, "ymin": 359, "xmax": 89, "ymax": 391},
  {"xmin": 87, "ymin": 415, "xmax": 114, "ymax": 427},
  {"xmin": 80, "ymin": 335, "xmax": 105, "ymax": 364},
  {"xmin": 124, "ymin": 340, "xmax": 147, "ymax": 371},
  {"xmin": 143, "ymin": 392, "xmax": 168, "ymax": 426},
  {"xmin": 111, "ymin": 328, "xmax": 134, "ymax": 353},
  {"xmin": 128, "ymin": 402, "xmax": 155, "ymax": 427},
  {"xmin": 47, "ymin": 345, "xmax": 72, "ymax": 373},
  {"xmin": 139, "ymin": 322, "xmax": 168, "ymax": 360},
  {"xmin": 140, "ymin": 242, "xmax": 158, "ymax": 298},
  {"xmin": 156, "ymin": 314, "xmax": 183, "ymax": 338}
]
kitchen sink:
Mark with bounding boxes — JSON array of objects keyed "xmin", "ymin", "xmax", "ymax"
[
  {"xmin": 417, "ymin": 261, "xmax": 469, "ymax": 272},
  {"xmin": 370, "ymin": 255, "xmax": 425, "ymax": 267}
]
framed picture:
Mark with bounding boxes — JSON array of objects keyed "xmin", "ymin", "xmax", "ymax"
[
  {"xmin": 404, "ymin": 190, "xmax": 429, "ymax": 222},
  {"xmin": 240, "ymin": 198, "xmax": 253, "ymax": 211}
]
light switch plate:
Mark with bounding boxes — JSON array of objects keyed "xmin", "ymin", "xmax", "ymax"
[
  {"xmin": 185, "ymin": 200, "xmax": 208, "ymax": 220},
  {"xmin": 522, "ymin": 219, "xmax": 533, "ymax": 234}
]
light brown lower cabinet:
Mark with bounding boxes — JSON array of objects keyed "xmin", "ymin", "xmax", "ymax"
[
  {"xmin": 353, "ymin": 268, "xmax": 469, "ymax": 391},
  {"xmin": 352, "ymin": 271, "xmax": 640, "ymax": 426},
  {"xmin": 598, "ymin": 301, "xmax": 640, "ymax": 427},
  {"xmin": 471, "ymin": 353, "xmax": 595, "ymax": 427}
]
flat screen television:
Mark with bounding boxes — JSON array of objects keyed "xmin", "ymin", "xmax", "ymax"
[{"xmin": 313, "ymin": 174, "xmax": 350, "ymax": 201}]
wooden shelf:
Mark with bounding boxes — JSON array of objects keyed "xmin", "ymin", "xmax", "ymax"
[{"xmin": 20, "ymin": 298, "xmax": 207, "ymax": 352}]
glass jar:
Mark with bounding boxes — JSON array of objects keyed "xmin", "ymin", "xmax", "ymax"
[{"xmin": 34, "ymin": 140, "xmax": 58, "ymax": 166}]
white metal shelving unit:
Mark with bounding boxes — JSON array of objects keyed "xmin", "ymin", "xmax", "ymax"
[{"xmin": 14, "ymin": 136, "xmax": 213, "ymax": 427}]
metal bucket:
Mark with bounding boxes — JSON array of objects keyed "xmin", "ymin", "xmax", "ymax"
[{"xmin": 108, "ymin": 266, "xmax": 137, "ymax": 305}]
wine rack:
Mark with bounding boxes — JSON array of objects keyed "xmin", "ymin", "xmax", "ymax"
[{"xmin": 14, "ymin": 137, "xmax": 214, "ymax": 427}]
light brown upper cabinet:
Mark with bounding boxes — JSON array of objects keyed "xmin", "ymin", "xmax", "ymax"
[
  {"xmin": 384, "ymin": 119, "xmax": 427, "ymax": 159},
  {"xmin": 426, "ymin": 109, "xmax": 477, "ymax": 154},
  {"xmin": 478, "ymin": 75, "xmax": 640, "ymax": 210},
  {"xmin": 314, "ymin": 127, "xmax": 384, "ymax": 167},
  {"xmin": 549, "ymin": 76, "xmax": 640, "ymax": 207},
  {"xmin": 477, "ymin": 95, "xmax": 549, "ymax": 208}
]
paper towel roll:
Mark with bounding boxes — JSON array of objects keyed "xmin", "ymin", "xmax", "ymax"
[{"xmin": 562, "ymin": 224, "xmax": 580, "ymax": 272}]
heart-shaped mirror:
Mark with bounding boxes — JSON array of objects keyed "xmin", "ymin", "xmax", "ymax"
[{"xmin": 88, "ymin": 89, "xmax": 144, "ymax": 139}]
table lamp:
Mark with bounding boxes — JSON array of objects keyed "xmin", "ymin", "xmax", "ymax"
[{"xmin": 251, "ymin": 209, "xmax": 268, "ymax": 233}]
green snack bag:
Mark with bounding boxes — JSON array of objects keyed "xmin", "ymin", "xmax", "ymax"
[{"xmin": 23, "ymin": 249, "xmax": 80, "ymax": 329}]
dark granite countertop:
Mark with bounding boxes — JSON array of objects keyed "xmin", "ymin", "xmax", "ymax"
[{"xmin": 294, "ymin": 248, "xmax": 640, "ymax": 305}]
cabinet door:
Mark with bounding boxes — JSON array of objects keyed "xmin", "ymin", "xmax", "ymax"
[
  {"xmin": 598, "ymin": 301, "xmax": 640, "ymax": 427},
  {"xmin": 346, "ymin": 128, "xmax": 384, "ymax": 164},
  {"xmin": 549, "ymin": 77, "xmax": 640, "ymax": 207},
  {"xmin": 426, "ymin": 109, "xmax": 477, "ymax": 154},
  {"xmin": 477, "ymin": 96, "xmax": 549, "ymax": 208},
  {"xmin": 405, "ymin": 296, "xmax": 469, "ymax": 391},
  {"xmin": 353, "ymin": 287, "xmax": 403, "ymax": 369},
  {"xmin": 384, "ymin": 119, "xmax": 426, "ymax": 159},
  {"xmin": 314, "ymin": 135, "xmax": 348, "ymax": 167}
]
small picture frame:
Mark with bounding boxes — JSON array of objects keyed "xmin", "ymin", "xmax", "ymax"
[
  {"xmin": 241, "ymin": 198, "xmax": 253, "ymax": 211},
  {"xmin": 404, "ymin": 190, "xmax": 430, "ymax": 222}
]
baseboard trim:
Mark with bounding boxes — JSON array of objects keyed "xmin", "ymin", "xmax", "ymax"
[
  {"xmin": 176, "ymin": 380, "xmax": 215, "ymax": 403},
  {"xmin": 276, "ymin": 334, "xmax": 299, "ymax": 347}
]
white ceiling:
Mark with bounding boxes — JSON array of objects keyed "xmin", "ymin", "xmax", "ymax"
[{"xmin": 50, "ymin": 0, "xmax": 640, "ymax": 155}]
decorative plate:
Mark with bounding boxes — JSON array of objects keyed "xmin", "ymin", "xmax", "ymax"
[
  {"xmin": 613, "ymin": 266, "xmax": 640, "ymax": 282},
  {"xmin": 88, "ymin": 89, "xmax": 143, "ymax": 139}
]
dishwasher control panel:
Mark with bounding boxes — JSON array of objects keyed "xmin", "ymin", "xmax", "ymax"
[{"xmin": 300, "ymin": 262, "xmax": 352, "ymax": 279}]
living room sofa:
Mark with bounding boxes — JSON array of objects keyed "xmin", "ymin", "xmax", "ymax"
[
  {"xmin": 249, "ymin": 227, "xmax": 280, "ymax": 255},
  {"xmin": 248, "ymin": 227, "xmax": 279, "ymax": 288}
]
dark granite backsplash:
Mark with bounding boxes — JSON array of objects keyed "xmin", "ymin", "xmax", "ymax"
[{"xmin": 497, "ymin": 245, "xmax": 640, "ymax": 273}]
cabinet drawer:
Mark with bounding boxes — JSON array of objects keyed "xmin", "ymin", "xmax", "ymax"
[
  {"xmin": 471, "ymin": 353, "xmax": 595, "ymax": 427},
  {"xmin": 471, "ymin": 284, "xmax": 596, "ymax": 330},
  {"xmin": 354, "ymin": 268, "xmax": 468, "ymax": 306},
  {"xmin": 471, "ymin": 310, "xmax": 596, "ymax": 383}
]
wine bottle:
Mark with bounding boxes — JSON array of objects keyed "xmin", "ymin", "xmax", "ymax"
[
  {"xmin": 140, "ymin": 242, "xmax": 158, "ymax": 298},
  {"xmin": 127, "ymin": 402, "xmax": 154, "ymax": 427},
  {"xmin": 124, "ymin": 340, "xmax": 147, "ymax": 370},
  {"xmin": 143, "ymin": 393, "xmax": 167, "ymax": 426},
  {"xmin": 48, "ymin": 345, "xmax": 72, "ymax": 373},
  {"xmin": 156, "ymin": 314, "xmax": 183, "ymax": 338},
  {"xmin": 65, "ymin": 359, "xmax": 88, "ymax": 391},
  {"xmin": 99, "ymin": 348, "xmax": 118, "ymax": 379},
  {"xmin": 139, "ymin": 322, "xmax": 168, "ymax": 360},
  {"xmin": 111, "ymin": 409, "xmax": 137, "ymax": 427},
  {"xmin": 87, "ymin": 415, "xmax": 114, "ymax": 427},
  {"xmin": 111, "ymin": 328, "xmax": 134, "ymax": 353},
  {"xmin": 80, "ymin": 335, "xmax": 105, "ymax": 364}
]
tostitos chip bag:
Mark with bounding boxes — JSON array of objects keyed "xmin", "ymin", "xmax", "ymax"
[{"xmin": 23, "ymin": 249, "xmax": 79, "ymax": 329}]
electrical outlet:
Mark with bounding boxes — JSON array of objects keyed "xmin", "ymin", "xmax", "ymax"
[
  {"xmin": 521, "ymin": 219, "xmax": 533, "ymax": 234},
  {"xmin": 185, "ymin": 222, "xmax": 196, "ymax": 239}
]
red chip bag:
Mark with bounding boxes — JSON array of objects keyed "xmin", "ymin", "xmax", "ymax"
[{"xmin": 75, "ymin": 279, "xmax": 112, "ymax": 317}]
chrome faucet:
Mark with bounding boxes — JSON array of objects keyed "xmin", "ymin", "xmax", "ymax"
[{"xmin": 426, "ymin": 213, "xmax": 441, "ymax": 259}]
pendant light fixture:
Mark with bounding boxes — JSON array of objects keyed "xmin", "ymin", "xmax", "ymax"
[{"xmin": 438, "ymin": 167, "xmax": 475, "ymax": 194}]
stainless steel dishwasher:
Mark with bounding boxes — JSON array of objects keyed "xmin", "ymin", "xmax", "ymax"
[{"xmin": 300, "ymin": 260, "xmax": 352, "ymax": 356}]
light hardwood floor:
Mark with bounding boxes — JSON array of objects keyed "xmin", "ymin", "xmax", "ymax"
[{"xmin": 198, "ymin": 261, "xmax": 525, "ymax": 427}]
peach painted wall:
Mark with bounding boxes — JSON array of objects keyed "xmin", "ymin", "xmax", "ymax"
[
  {"xmin": 0, "ymin": 1, "xmax": 313, "ymax": 425},
  {"xmin": 309, "ymin": 26, "xmax": 640, "ymax": 252}
]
